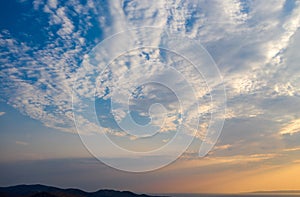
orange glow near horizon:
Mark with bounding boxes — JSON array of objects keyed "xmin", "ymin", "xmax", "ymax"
[{"xmin": 144, "ymin": 157, "xmax": 300, "ymax": 194}]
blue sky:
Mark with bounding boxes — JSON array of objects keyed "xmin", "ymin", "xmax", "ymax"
[{"xmin": 1, "ymin": 0, "xmax": 300, "ymax": 193}]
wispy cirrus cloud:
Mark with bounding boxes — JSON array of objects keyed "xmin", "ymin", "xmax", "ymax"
[
  {"xmin": 15, "ymin": 140, "xmax": 29, "ymax": 146},
  {"xmin": 280, "ymin": 119, "xmax": 300, "ymax": 135}
]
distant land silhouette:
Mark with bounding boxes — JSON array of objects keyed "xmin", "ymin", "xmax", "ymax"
[
  {"xmin": 1, "ymin": 185, "xmax": 300, "ymax": 197},
  {"xmin": 0, "ymin": 184, "xmax": 167, "ymax": 197}
]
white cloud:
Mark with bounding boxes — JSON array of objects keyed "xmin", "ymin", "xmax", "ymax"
[
  {"xmin": 47, "ymin": 0, "xmax": 57, "ymax": 9},
  {"xmin": 56, "ymin": 7, "xmax": 75, "ymax": 37},
  {"xmin": 0, "ymin": 112, "xmax": 5, "ymax": 116},
  {"xmin": 280, "ymin": 119, "xmax": 300, "ymax": 135},
  {"xmin": 1, "ymin": 0, "xmax": 300, "ymax": 152},
  {"xmin": 0, "ymin": 0, "xmax": 100, "ymax": 133},
  {"xmin": 105, "ymin": 0, "xmax": 300, "ymax": 125}
]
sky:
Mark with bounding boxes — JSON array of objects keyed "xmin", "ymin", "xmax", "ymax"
[{"xmin": 1, "ymin": 0, "xmax": 300, "ymax": 194}]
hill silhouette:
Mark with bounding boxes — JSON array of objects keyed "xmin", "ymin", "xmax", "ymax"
[{"xmin": 0, "ymin": 184, "xmax": 167, "ymax": 197}]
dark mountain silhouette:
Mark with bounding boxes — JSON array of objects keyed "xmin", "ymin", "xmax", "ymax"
[{"xmin": 0, "ymin": 184, "xmax": 167, "ymax": 197}]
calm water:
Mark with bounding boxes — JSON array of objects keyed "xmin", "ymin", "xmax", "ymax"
[{"xmin": 166, "ymin": 194, "xmax": 300, "ymax": 197}]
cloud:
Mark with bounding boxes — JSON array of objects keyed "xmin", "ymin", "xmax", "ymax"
[
  {"xmin": 0, "ymin": 112, "xmax": 5, "ymax": 116},
  {"xmin": 177, "ymin": 152, "xmax": 279, "ymax": 170},
  {"xmin": 280, "ymin": 119, "xmax": 300, "ymax": 135},
  {"xmin": 15, "ymin": 141, "xmax": 29, "ymax": 146},
  {"xmin": 293, "ymin": 159, "xmax": 300, "ymax": 163},
  {"xmin": 0, "ymin": 0, "xmax": 101, "ymax": 133},
  {"xmin": 97, "ymin": 0, "xmax": 300, "ymax": 129},
  {"xmin": 1, "ymin": 0, "xmax": 300, "ymax": 160},
  {"xmin": 213, "ymin": 144, "xmax": 232, "ymax": 151},
  {"xmin": 283, "ymin": 147, "xmax": 300, "ymax": 152},
  {"xmin": 47, "ymin": 0, "xmax": 57, "ymax": 9}
]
